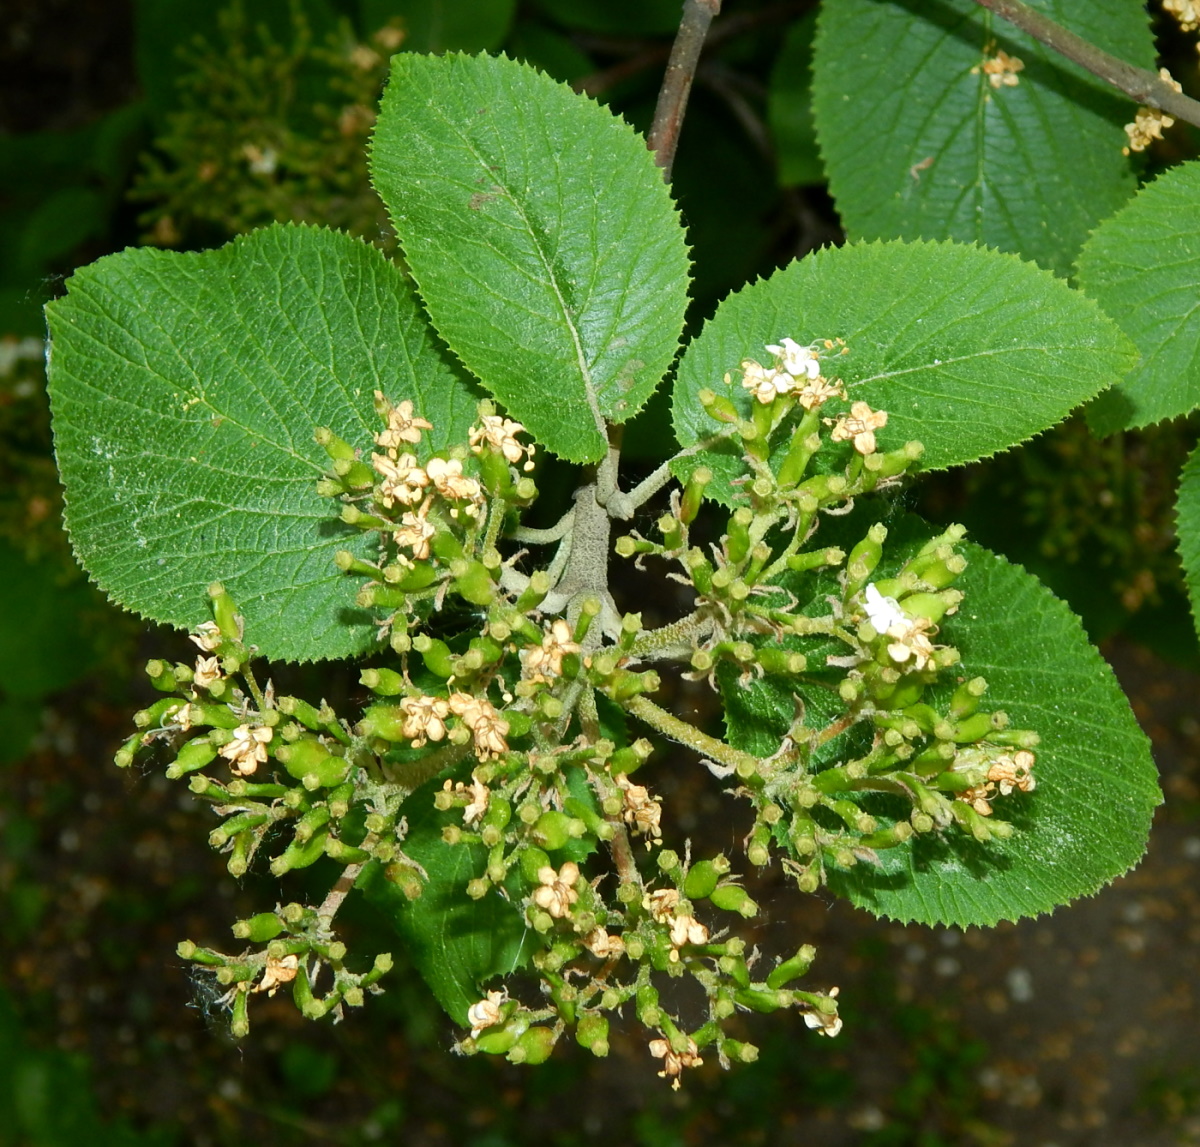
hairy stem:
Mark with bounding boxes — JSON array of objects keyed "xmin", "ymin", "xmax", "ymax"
[
  {"xmin": 971, "ymin": 0, "xmax": 1200, "ymax": 129},
  {"xmin": 647, "ymin": 0, "xmax": 722, "ymax": 179},
  {"xmin": 316, "ymin": 844, "xmax": 375, "ymax": 933},
  {"xmin": 626, "ymin": 694, "xmax": 759, "ymax": 776}
]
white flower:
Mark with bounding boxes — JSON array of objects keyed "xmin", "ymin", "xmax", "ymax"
[
  {"xmin": 863, "ymin": 584, "xmax": 906, "ymax": 633},
  {"xmin": 467, "ymin": 990, "xmax": 506, "ymax": 1037},
  {"xmin": 766, "ymin": 337, "xmax": 822, "ymax": 380}
]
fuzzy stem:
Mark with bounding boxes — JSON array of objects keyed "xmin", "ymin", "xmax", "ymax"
[
  {"xmin": 971, "ymin": 0, "xmax": 1200, "ymax": 128},
  {"xmin": 647, "ymin": 0, "xmax": 722, "ymax": 179},
  {"xmin": 626, "ymin": 694, "xmax": 758, "ymax": 776}
]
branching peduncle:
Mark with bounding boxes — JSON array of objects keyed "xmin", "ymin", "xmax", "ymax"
[
  {"xmin": 626, "ymin": 694, "xmax": 759, "ymax": 778},
  {"xmin": 971, "ymin": 0, "xmax": 1200, "ymax": 128}
]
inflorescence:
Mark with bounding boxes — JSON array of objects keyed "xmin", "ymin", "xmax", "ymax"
[{"xmin": 119, "ymin": 337, "xmax": 1037, "ymax": 1084}]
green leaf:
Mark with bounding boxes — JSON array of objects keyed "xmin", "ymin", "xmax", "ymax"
[
  {"xmin": 361, "ymin": 773, "xmax": 535, "ymax": 1026},
  {"xmin": 371, "ymin": 52, "xmax": 690, "ymax": 462},
  {"xmin": 361, "ymin": 0, "xmax": 515, "ymax": 52},
  {"xmin": 46, "ymin": 223, "xmax": 479, "ymax": 663},
  {"xmin": 1178, "ymin": 444, "xmax": 1200, "ymax": 640},
  {"xmin": 722, "ymin": 524, "xmax": 1159, "ymax": 926},
  {"xmin": 671, "ymin": 240, "xmax": 1135, "ymax": 501},
  {"xmin": 767, "ymin": 12, "xmax": 823, "ymax": 188},
  {"xmin": 1076, "ymin": 160, "xmax": 1200, "ymax": 434},
  {"xmin": 811, "ymin": 0, "xmax": 1151, "ymax": 278}
]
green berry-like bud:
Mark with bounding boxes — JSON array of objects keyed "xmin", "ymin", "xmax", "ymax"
[
  {"xmin": 532, "ymin": 811, "xmax": 573, "ymax": 852},
  {"xmin": 684, "ymin": 860, "xmax": 721, "ymax": 901},
  {"xmin": 360, "ymin": 667, "xmax": 405, "ymax": 696},
  {"xmin": 766, "ymin": 944, "xmax": 817, "ymax": 989},
  {"xmin": 165, "ymin": 737, "xmax": 218, "ymax": 780},
  {"xmin": 576, "ymin": 1013, "xmax": 610, "ymax": 1056},
  {"xmin": 508, "ymin": 1026, "xmax": 556, "ymax": 1065},
  {"xmin": 710, "ymin": 884, "xmax": 759, "ymax": 917},
  {"xmin": 314, "ymin": 425, "xmax": 356, "ymax": 461},
  {"xmin": 232, "ymin": 912, "xmax": 285, "ymax": 943}
]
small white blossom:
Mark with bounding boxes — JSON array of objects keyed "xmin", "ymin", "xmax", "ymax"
[
  {"xmin": 375, "ymin": 394, "xmax": 432, "ymax": 450},
  {"xmin": 829, "ymin": 401, "xmax": 888, "ymax": 455},
  {"xmin": 400, "ymin": 695, "xmax": 450, "ymax": 746},
  {"xmin": 254, "ymin": 953, "xmax": 299, "ymax": 996},
  {"xmin": 532, "ymin": 861, "xmax": 579, "ymax": 919},
  {"xmin": 863, "ymin": 584, "xmax": 906, "ymax": 633},
  {"xmin": 219, "ymin": 723, "xmax": 272, "ymax": 776},
  {"xmin": 373, "ymin": 452, "xmax": 429, "ymax": 508},
  {"xmin": 740, "ymin": 358, "xmax": 793, "ymax": 404},
  {"xmin": 648, "ymin": 1036, "xmax": 703, "ymax": 1088},
  {"xmin": 189, "ymin": 620, "xmax": 223, "ymax": 652},
  {"xmin": 804, "ymin": 987, "xmax": 843, "ymax": 1037},
  {"xmin": 193, "ymin": 655, "xmax": 222, "ymax": 690},
  {"xmin": 766, "ymin": 337, "xmax": 822, "ymax": 380},
  {"xmin": 467, "ymin": 990, "xmax": 506, "ymax": 1037},
  {"xmin": 470, "ymin": 414, "xmax": 535, "ymax": 471},
  {"xmin": 523, "ymin": 618, "xmax": 581, "ymax": 683}
]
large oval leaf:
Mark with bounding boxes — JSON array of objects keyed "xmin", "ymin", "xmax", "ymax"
[
  {"xmin": 811, "ymin": 0, "xmax": 1151, "ymax": 278},
  {"xmin": 1077, "ymin": 160, "xmax": 1200, "ymax": 434},
  {"xmin": 720, "ymin": 524, "xmax": 1159, "ymax": 927},
  {"xmin": 672, "ymin": 239, "xmax": 1135, "ymax": 500},
  {"xmin": 1179, "ymin": 443, "xmax": 1200, "ymax": 641},
  {"xmin": 370, "ymin": 52, "xmax": 691, "ymax": 462},
  {"xmin": 46, "ymin": 223, "xmax": 480, "ymax": 663}
]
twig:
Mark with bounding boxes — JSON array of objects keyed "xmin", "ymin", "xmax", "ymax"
[
  {"xmin": 971, "ymin": 0, "xmax": 1200, "ymax": 129},
  {"xmin": 647, "ymin": 0, "xmax": 722, "ymax": 179}
]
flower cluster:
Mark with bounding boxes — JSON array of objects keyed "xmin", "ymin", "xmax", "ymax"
[
  {"xmin": 974, "ymin": 49, "xmax": 1024, "ymax": 89},
  {"xmin": 738, "ymin": 337, "xmax": 847, "ymax": 409},
  {"xmin": 1122, "ymin": 70, "xmax": 1181, "ymax": 155}
]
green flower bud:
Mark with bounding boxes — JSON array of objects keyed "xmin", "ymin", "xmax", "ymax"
[
  {"xmin": 726, "ymin": 508, "xmax": 753, "ymax": 565},
  {"xmin": 684, "ymin": 860, "xmax": 720, "ymax": 901},
  {"xmin": 698, "ymin": 387, "xmax": 741, "ymax": 424},
  {"xmin": 576, "ymin": 1013, "xmax": 609, "ymax": 1056},
  {"xmin": 384, "ymin": 862, "xmax": 424, "ymax": 900},
  {"xmin": 532, "ymin": 811, "xmax": 573, "ymax": 852},
  {"xmin": 777, "ymin": 410, "xmax": 823, "ymax": 488},
  {"xmin": 232, "ymin": 912, "xmax": 285, "ymax": 943},
  {"xmin": 519, "ymin": 846, "xmax": 552, "ymax": 884},
  {"xmin": 207, "ymin": 582, "xmax": 242, "ymax": 642},
  {"xmin": 735, "ymin": 987, "xmax": 790, "ymax": 1014},
  {"xmin": 452, "ymin": 560, "xmax": 495, "ymax": 606},
  {"xmin": 680, "ymin": 467, "xmax": 712, "ymax": 525},
  {"xmin": 766, "ymin": 944, "xmax": 817, "ymax": 989},
  {"xmin": 516, "ymin": 569, "xmax": 553, "ymax": 611},
  {"xmin": 508, "ymin": 1026, "xmax": 556, "ymax": 1065},
  {"xmin": 474, "ymin": 1026, "xmax": 520, "ymax": 1055},
  {"xmin": 165, "ymin": 737, "xmax": 219, "ymax": 780},
  {"xmin": 360, "ymin": 667, "xmax": 405, "ymax": 696},
  {"xmin": 314, "ymin": 426, "xmax": 356, "ymax": 461},
  {"xmin": 710, "ymin": 884, "xmax": 759, "ymax": 917},
  {"xmin": 844, "ymin": 523, "xmax": 887, "ymax": 596},
  {"xmin": 270, "ymin": 828, "xmax": 330, "ymax": 875},
  {"xmin": 332, "ymin": 457, "xmax": 375, "ymax": 489},
  {"xmin": 412, "ymin": 634, "xmax": 455, "ymax": 678},
  {"xmin": 325, "ymin": 836, "xmax": 372, "ymax": 864},
  {"xmin": 758, "ymin": 648, "xmax": 807, "ymax": 676}
]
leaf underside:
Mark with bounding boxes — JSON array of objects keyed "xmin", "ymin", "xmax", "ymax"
[
  {"xmin": 46, "ymin": 223, "xmax": 480, "ymax": 663},
  {"xmin": 371, "ymin": 51, "xmax": 691, "ymax": 463},
  {"xmin": 671, "ymin": 239, "xmax": 1135, "ymax": 502},
  {"xmin": 811, "ymin": 0, "xmax": 1151, "ymax": 278}
]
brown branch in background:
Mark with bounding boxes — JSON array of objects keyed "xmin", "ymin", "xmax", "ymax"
[
  {"xmin": 647, "ymin": 0, "xmax": 723, "ymax": 180},
  {"xmin": 971, "ymin": 0, "xmax": 1200, "ymax": 129}
]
